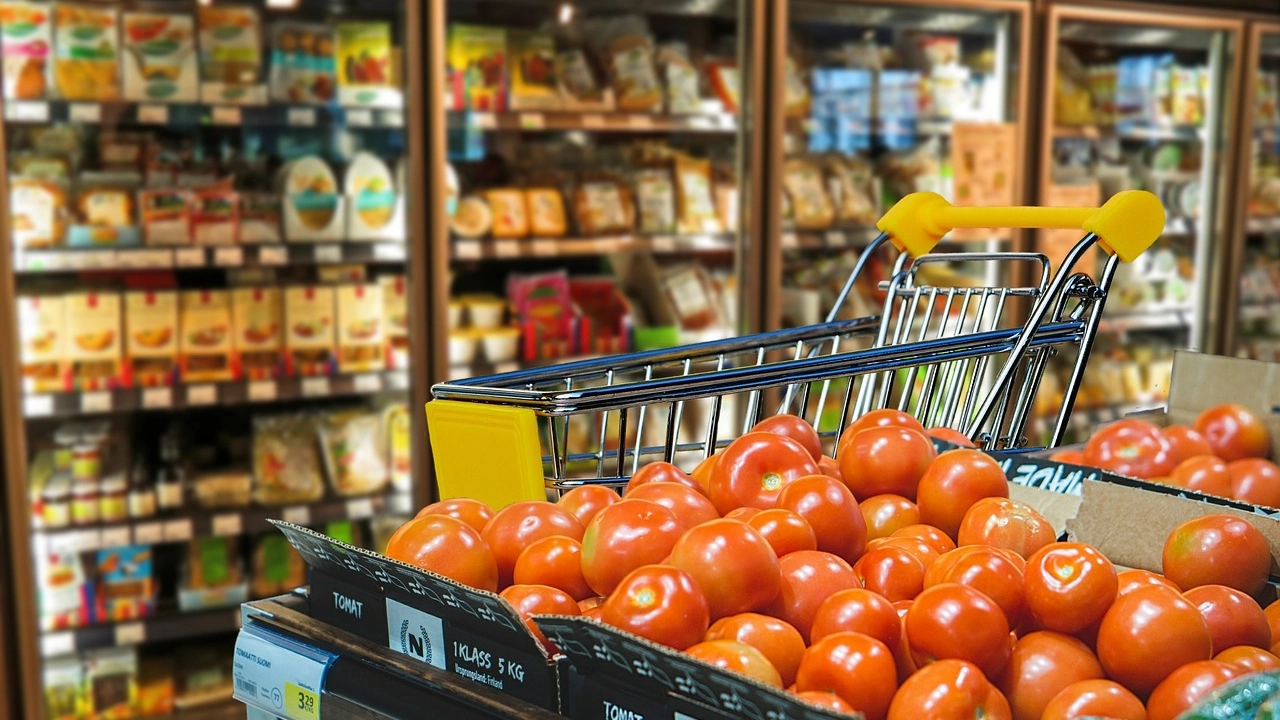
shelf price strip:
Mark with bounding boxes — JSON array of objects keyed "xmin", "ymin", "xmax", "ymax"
[{"xmin": 234, "ymin": 625, "xmax": 335, "ymax": 720}]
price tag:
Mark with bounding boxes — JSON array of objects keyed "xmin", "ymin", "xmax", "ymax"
[
  {"xmin": 187, "ymin": 384, "xmax": 217, "ymax": 406},
  {"xmin": 652, "ymin": 236, "xmax": 677, "ymax": 253},
  {"xmin": 248, "ymin": 380, "xmax": 277, "ymax": 402},
  {"xmin": 134, "ymin": 522, "xmax": 163, "ymax": 544},
  {"xmin": 493, "ymin": 240, "xmax": 521, "ymax": 259},
  {"xmin": 24, "ymin": 395, "xmax": 53, "ymax": 417},
  {"xmin": 163, "ymin": 519, "xmax": 194, "ymax": 542},
  {"xmin": 346, "ymin": 108, "xmax": 374, "ymax": 127},
  {"xmin": 389, "ymin": 493, "xmax": 413, "ymax": 515},
  {"xmin": 69, "ymin": 103, "xmax": 101, "ymax": 123},
  {"xmin": 825, "ymin": 230, "xmax": 846, "ymax": 247},
  {"xmin": 83, "ymin": 250, "xmax": 116, "ymax": 268},
  {"xmin": 581, "ymin": 114, "xmax": 605, "ymax": 129},
  {"xmin": 123, "ymin": 249, "xmax": 173, "ymax": 268},
  {"xmin": 519, "ymin": 112, "xmax": 545, "ymax": 130},
  {"xmin": 469, "ymin": 111, "xmax": 496, "ymax": 130},
  {"xmin": 352, "ymin": 373, "xmax": 383, "ymax": 393},
  {"xmin": 138, "ymin": 104, "xmax": 169, "ymax": 124},
  {"xmin": 313, "ymin": 245, "xmax": 342, "ymax": 263},
  {"xmin": 283, "ymin": 505, "xmax": 311, "ymax": 525},
  {"xmin": 49, "ymin": 529, "xmax": 98, "ymax": 555},
  {"xmin": 213, "ymin": 513, "xmax": 243, "ymax": 537},
  {"xmin": 81, "ymin": 391, "xmax": 112, "ymax": 413},
  {"xmin": 381, "ymin": 110, "xmax": 404, "ymax": 127},
  {"xmin": 10, "ymin": 101, "xmax": 49, "ymax": 122},
  {"xmin": 628, "ymin": 114, "xmax": 655, "ymax": 129},
  {"xmin": 373, "ymin": 243, "xmax": 405, "ymax": 261},
  {"xmin": 346, "ymin": 497, "xmax": 375, "ymax": 519},
  {"xmin": 214, "ymin": 247, "xmax": 244, "ymax": 266},
  {"xmin": 781, "ymin": 232, "xmax": 799, "ymax": 249},
  {"xmin": 287, "ymin": 107, "xmax": 317, "ymax": 126},
  {"xmin": 114, "ymin": 622, "xmax": 145, "ymax": 646},
  {"xmin": 142, "ymin": 387, "xmax": 172, "ymax": 409},
  {"xmin": 100, "ymin": 526, "xmax": 131, "ymax": 549},
  {"xmin": 258, "ymin": 246, "xmax": 288, "ymax": 265},
  {"xmin": 301, "ymin": 377, "xmax": 330, "ymax": 397},
  {"xmin": 455, "ymin": 241, "xmax": 481, "ymax": 261},
  {"xmin": 531, "ymin": 239, "xmax": 557, "ymax": 257},
  {"xmin": 41, "ymin": 632, "xmax": 74, "ymax": 658},
  {"xmin": 212, "ymin": 106, "xmax": 242, "ymax": 125},
  {"xmin": 233, "ymin": 629, "xmax": 333, "ymax": 720},
  {"xmin": 175, "ymin": 248, "xmax": 206, "ymax": 267}
]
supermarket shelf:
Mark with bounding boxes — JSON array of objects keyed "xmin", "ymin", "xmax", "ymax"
[
  {"xmin": 782, "ymin": 226, "xmax": 883, "ymax": 251},
  {"xmin": 22, "ymin": 370, "xmax": 410, "ymax": 419},
  {"xmin": 451, "ymin": 233, "xmax": 736, "ymax": 261},
  {"xmin": 34, "ymin": 491, "xmax": 413, "ymax": 556},
  {"xmin": 1052, "ymin": 123, "xmax": 1205, "ymax": 141},
  {"xmin": 3, "ymin": 100, "xmax": 404, "ymax": 129},
  {"xmin": 1247, "ymin": 216, "xmax": 1280, "ymax": 235},
  {"xmin": 448, "ymin": 109, "xmax": 737, "ymax": 134},
  {"xmin": 40, "ymin": 607, "xmax": 241, "ymax": 659},
  {"xmin": 1242, "ymin": 300, "xmax": 1280, "ymax": 322},
  {"xmin": 13, "ymin": 242, "xmax": 407, "ymax": 274},
  {"xmin": 786, "ymin": 116, "xmax": 955, "ymax": 137},
  {"xmin": 164, "ymin": 703, "xmax": 246, "ymax": 720},
  {"xmin": 1097, "ymin": 307, "xmax": 1194, "ymax": 334}
]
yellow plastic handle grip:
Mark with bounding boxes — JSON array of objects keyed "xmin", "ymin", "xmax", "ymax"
[{"xmin": 876, "ymin": 190, "xmax": 1165, "ymax": 262}]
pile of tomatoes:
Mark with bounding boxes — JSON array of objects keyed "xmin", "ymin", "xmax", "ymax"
[
  {"xmin": 387, "ymin": 409, "xmax": 1280, "ymax": 720},
  {"xmin": 1052, "ymin": 403, "xmax": 1279, "ymax": 507}
]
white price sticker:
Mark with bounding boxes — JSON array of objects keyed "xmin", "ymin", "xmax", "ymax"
[
  {"xmin": 233, "ymin": 628, "xmax": 333, "ymax": 720},
  {"xmin": 100, "ymin": 526, "xmax": 131, "ymax": 548},
  {"xmin": 531, "ymin": 239, "xmax": 557, "ymax": 257},
  {"xmin": 248, "ymin": 380, "xmax": 277, "ymax": 402},
  {"xmin": 287, "ymin": 107, "xmax": 317, "ymax": 126},
  {"xmin": 142, "ymin": 387, "xmax": 172, "ymax": 409},
  {"xmin": 114, "ymin": 622, "xmax": 145, "ymax": 646},
  {"xmin": 519, "ymin": 112, "xmax": 545, "ymax": 130},
  {"xmin": 346, "ymin": 108, "xmax": 373, "ymax": 127},
  {"xmin": 825, "ymin": 230, "xmax": 846, "ymax": 247},
  {"xmin": 123, "ymin": 249, "xmax": 173, "ymax": 268},
  {"xmin": 581, "ymin": 114, "xmax": 606, "ymax": 129},
  {"xmin": 49, "ymin": 529, "xmax": 98, "ymax": 555},
  {"xmin": 469, "ymin": 111, "xmax": 496, "ymax": 129},
  {"xmin": 69, "ymin": 103, "xmax": 101, "ymax": 123},
  {"xmin": 41, "ymin": 632, "xmax": 74, "ymax": 658},
  {"xmin": 301, "ymin": 377, "xmax": 330, "ymax": 397},
  {"xmin": 134, "ymin": 522, "xmax": 164, "ymax": 544},
  {"xmin": 10, "ymin": 101, "xmax": 49, "ymax": 122},
  {"xmin": 313, "ymin": 245, "xmax": 342, "ymax": 263},
  {"xmin": 138, "ymin": 104, "xmax": 169, "ymax": 124},
  {"xmin": 24, "ymin": 395, "xmax": 53, "ymax": 417},
  {"xmin": 213, "ymin": 513, "xmax": 243, "ymax": 537},
  {"xmin": 282, "ymin": 505, "xmax": 311, "ymax": 525},
  {"xmin": 353, "ymin": 374, "xmax": 383, "ymax": 393},
  {"xmin": 212, "ymin": 106, "xmax": 242, "ymax": 125},
  {"xmin": 389, "ymin": 492, "xmax": 413, "ymax": 515},
  {"xmin": 175, "ymin": 248, "xmax": 206, "ymax": 267},
  {"xmin": 163, "ymin": 519, "xmax": 194, "ymax": 542},
  {"xmin": 493, "ymin": 240, "xmax": 521, "ymax": 259},
  {"xmin": 454, "ymin": 241, "xmax": 481, "ymax": 261},
  {"xmin": 187, "ymin": 384, "xmax": 217, "ymax": 406},
  {"xmin": 258, "ymin": 246, "xmax": 288, "ymax": 265},
  {"xmin": 381, "ymin": 110, "xmax": 404, "ymax": 127},
  {"xmin": 781, "ymin": 232, "xmax": 799, "ymax": 249},
  {"xmin": 346, "ymin": 497, "xmax": 375, "ymax": 519},
  {"xmin": 373, "ymin": 243, "xmax": 405, "ymax": 261},
  {"xmin": 628, "ymin": 114, "xmax": 654, "ymax": 129},
  {"xmin": 81, "ymin": 391, "xmax": 112, "ymax": 413},
  {"xmin": 214, "ymin": 247, "xmax": 244, "ymax": 266}
]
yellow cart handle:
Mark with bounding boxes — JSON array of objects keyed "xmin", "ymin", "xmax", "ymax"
[{"xmin": 877, "ymin": 189, "xmax": 1165, "ymax": 263}]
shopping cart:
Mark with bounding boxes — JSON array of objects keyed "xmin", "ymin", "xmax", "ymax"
[{"xmin": 427, "ymin": 191, "xmax": 1165, "ymax": 506}]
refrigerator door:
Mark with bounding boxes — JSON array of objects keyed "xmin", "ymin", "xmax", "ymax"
[
  {"xmin": 1037, "ymin": 5, "xmax": 1241, "ymax": 443},
  {"xmin": 770, "ymin": 0, "xmax": 1031, "ymax": 331}
]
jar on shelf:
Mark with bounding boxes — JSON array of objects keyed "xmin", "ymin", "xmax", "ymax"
[
  {"xmin": 72, "ymin": 443, "xmax": 102, "ymax": 484},
  {"xmin": 71, "ymin": 481, "xmax": 100, "ymax": 526},
  {"xmin": 99, "ymin": 476, "xmax": 128, "ymax": 524},
  {"xmin": 41, "ymin": 474, "xmax": 71, "ymax": 530},
  {"xmin": 128, "ymin": 459, "xmax": 156, "ymax": 520}
]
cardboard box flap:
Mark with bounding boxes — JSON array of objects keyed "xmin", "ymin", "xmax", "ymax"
[
  {"xmin": 1167, "ymin": 351, "xmax": 1280, "ymax": 431},
  {"xmin": 535, "ymin": 616, "xmax": 853, "ymax": 720},
  {"xmin": 271, "ymin": 521, "xmax": 549, "ymax": 660}
]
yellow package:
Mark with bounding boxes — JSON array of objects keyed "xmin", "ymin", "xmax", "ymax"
[
  {"xmin": 65, "ymin": 292, "xmax": 122, "ymax": 391},
  {"xmin": 782, "ymin": 158, "xmax": 835, "ymax": 230},
  {"xmin": 10, "ymin": 177, "xmax": 67, "ymax": 248},
  {"xmin": 379, "ymin": 275, "xmax": 407, "ymax": 368},
  {"xmin": 285, "ymin": 285, "xmax": 335, "ymax": 376},
  {"xmin": 125, "ymin": 290, "xmax": 178, "ymax": 388},
  {"xmin": 486, "ymin": 188, "xmax": 529, "ymax": 239},
  {"xmin": 335, "ymin": 21, "xmax": 390, "ymax": 88},
  {"xmin": 53, "ymin": 4, "xmax": 119, "ymax": 100},
  {"xmin": 674, "ymin": 154, "xmax": 722, "ymax": 234},
  {"xmin": 231, "ymin": 287, "xmax": 282, "ymax": 380},
  {"xmin": 526, "ymin": 188, "xmax": 566, "ymax": 237},
  {"xmin": 19, "ymin": 295, "xmax": 65, "ymax": 394},
  {"xmin": 179, "ymin": 290, "xmax": 233, "ymax": 383},
  {"xmin": 336, "ymin": 283, "xmax": 385, "ymax": 373}
]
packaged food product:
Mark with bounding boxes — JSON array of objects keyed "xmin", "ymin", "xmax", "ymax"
[
  {"xmin": 19, "ymin": 295, "xmax": 64, "ymax": 393},
  {"xmin": 509, "ymin": 29, "xmax": 558, "ymax": 110},
  {"xmin": 251, "ymin": 533, "xmax": 306, "ymax": 598},
  {"xmin": 252, "ymin": 413, "xmax": 324, "ymax": 505},
  {"xmin": 77, "ymin": 187, "xmax": 132, "ymax": 227},
  {"xmin": 121, "ymin": 11, "xmax": 198, "ymax": 103},
  {"xmin": 345, "ymin": 152, "xmax": 397, "ymax": 232},
  {"xmin": 65, "ymin": 292, "xmax": 122, "ymax": 391},
  {"xmin": 0, "ymin": 1, "xmax": 52, "ymax": 100},
  {"xmin": 380, "ymin": 275, "xmax": 408, "ymax": 368},
  {"xmin": 319, "ymin": 409, "xmax": 389, "ymax": 497},
  {"xmin": 635, "ymin": 169, "xmax": 676, "ymax": 234},
  {"xmin": 191, "ymin": 471, "xmax": 250, "ymax": 509},
  {"xmin": 52, "ymin": 3, "xmax": 119, "ymax": 101},
  {"xmin": 10, "ymin": 176, "xmax": 67, "ymax": 247},
  {"xmin": 525, "ymin": 188, "xmax": 567, "ymax": 237},
  {"xmin": 12, "ymin": 152, "xmax": 70, "ymax": 181},
  {"xmin": 284, "ymin": 285, "xmax": 335, "ymax": 376},
  {"xmin": 37, "ymin": 544, "xmax": 89, "ymax": 630},
  {"xmin": 486, "ymin": 188, "xmax": 529, "ymax": 239},
  {"xmin": 93, "ymin": 545, "xmax": 155, "ymax": 623},
  {"xmin": 708, "ymin": 61, "xmax": 740, "ymax": 114},
  {"xmin": 136, "ymin": 658, "xmax": 174, "ymax": 717},
  {"xmin": 783, "ymin": 55, "xmax": 811, "ymax": 117},
  {"xmin": 449, "ymin": 195, "xmax": 491, "ymax": 239},
  {"xmin": 657, "ymin": 43, "xmax": 699, "ymax": 114},
  {"xmin": 231, "ymin": 287, "xmax": 281, "ymax": 380},
  {"xmin": 446, "ymin": 24, "xmax": 506, "ymax": 111},
  {"xmin": 783, "ymin": 158, "xmax": 836, "ymax": 229},
  {"xmin": 43, "ymin": 658, "xmax": 82, "ymax": 720},
  {"xmin": 335, "ymin": 20, "xmax": 391, "ymax": 99},
  {"xmin": 573, "ymin": 179, "xmax": 632, "ymax": 236},
  {"xmin": 196, "ymin": 5, "xmax": 263, "ymax": 104},
  {"xmin": 139, "ymin": 189, "xmax": 191, "ymax": 246},
  {"xmin": 336, "ymin": 283, "xmax": 385, "ymax": 374},
  {"xmin": 507, "ymin": 271, "xmax": 575, "ymax": 360},
  {"xmin": 269, "ymin": 21, "xmax": 334, "ymax": 103},
  {"xmin": 661, "ymin": 263, "xmax": 720, "ymax": 331},
  {"xmin": 190, "ymin": 187, "xmax": 238, "ymax": 246},
  {"xmin": 588, "ymin": 15, "xmax": 661, "ymax": 112},
  {"xmin": 237, "ymin": 192, "xmax": 281, "ymax": 244},
  {"xmin": 179, "ymin": 290, "xmax": 232, "ymax": 383},
  {"xmin": 555, "ymin": 47, "xmax": 604, "ymax": 106},
  {"xmin": 826, "ymin": 156, "xmax": 877, "ymax": 224},
  {"xmin": 282, "ymin": 156, "xmax": 340, "ymax": 235},
  {"xmin": 124, "ymin": 291, "xmax": 177, "ymax": 388},
  {"xmin": 674, "ymin": 154, "xmax": 722, "ymax": 234},
  {"xmin": 183, "ymin": 537, "xmax": 242, "ymax": 589},
  {"xmin": 383, "ymin": 402, "xmax": 410, "ymax": 492},
  {"xmin": 83, "ymin": 648, "xmax": 138, "ymax": 720}
]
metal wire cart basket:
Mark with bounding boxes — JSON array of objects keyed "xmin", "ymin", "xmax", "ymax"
[{"xmin": 427, "ymin": 190, "xmax": 1166, "ymax": 506}]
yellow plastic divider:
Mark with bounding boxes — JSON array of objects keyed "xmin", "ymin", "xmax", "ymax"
[
  {"xmin": 425, "ymin": 400, "xmax": 548, "ymax": 509},
  {"xmin": 877, "ymin": 189, "xmax": 1165, "ymax": 263}
]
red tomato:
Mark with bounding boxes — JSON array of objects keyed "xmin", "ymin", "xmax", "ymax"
[
  {"xmin": 578, "ymin": 596, "xmax": 603, "ymax": 613},
  {"xmin": 916, "ymin": 449, "xmax": 1011, "ymax": 540},
  {"xmin": 625, "ymin": 482, "xmax": 719, "ymax": 529},
  {"xmin": 871, "ymin": 536, "xmax": 941, "ymax": 572},
  {"xmin": 555, "ymin": 486, "xmax": 620, "ymax": 527},
  {"xmin": 709, "ymin": 433, "xmax": 818, "ymax": 515},
  {"xmin": 793, "ymin": 691, "xmax": 855, "ymax": 713},
  {"xmin": 1228, "ymin": 458, "xmax": 1280, "ymax": 507},
  {"xmin": 1116, "ymin": 568, "xmax": 1180, "ymax": 596},
  {"xmin": 691, "ymin": 453, "xmax": 720, "ymax": 496},
  {"xmin": 746, "ymin": 509, "xmax": 817, "ymax": 557},
  {"xmin": 1083, "ymin": 419, "xmax": 1176, "ymax": 479},
  {"xmin": 810, "ymin": 588, "xmax": 900, "ymax": 649},
  {"xmin": 601, "ymin": 565, "xmax": 709, "ymax": 650},
  {"xmin": 482, "ymin": 501, "xmax": 584, "ymax": 588},
  {"xmin": 1040, "ymin": 679, "xmax": 1146, "ymax": 720},
  {"xmin": 753, "ymin": 414, "xmax": 824, "ymax": 462},
  {"xmin": 668, "ymin": 519, "xmax": 781, "ymax": 619},
  {"xmin": 1162, "ymin": 514, "xmax": 1271, "ymax": 596},
  {"xmin": 838, "ymin": 409, "xmax": 927, "ymax": 453},
  {"xmin": 1268, "ymin": 599, "xmax": 1280, "ymax": 649},
  {"xmin": 855, "ymin": 546, "xmax": 926, "ymax": 602},
  {"xmin": 927, "ymin": 426, "xmax": 977, "ymax": 448},
  {"xmin": 818, "ymin": 455, "xmax": 843, "ymax": 482},
  {"xmin": 513, "ymin": 535, "xmax": 592, "ymax": 600},
  {"xmin": 581, "ymin": 499, "xmax": 685, "ymax": 596},
  {"xmin": 1195, "ymin": 403, "xmax": 1270, "ymax": 461},
  {"xmin": 997, "ymin": 632, "xmax": 1104, "ymax": 720},
  {"xmin": 860, "ymin": 494, "xmax": 921, "ymax": 541},
  {"xmin": 892, "ymin": 524, "xmax": 957, "ymax": 556},
  {"xmin": 387, "ymin": 515, "xmax": 499, "ymax": 591},
  {"xmin": 706, "ymin": 613, "xmax": 806, "ymax": 687},
  {"xmin": 1024, "ymin": 542, "xmax": 1117, "ymax": 635},
  {"xmin": 795, "ymin": 632, "xmax": 897, "ymax": 720},
  {"xmin": 1184, "ymin": 584, "xmax": 1272, "ymax": 653},
  {"xmin": 776, "ymin": 475, "xmax": 867, "ymax": 563},
  {"xmin": 1168, "ymin": 455, "xmax": 1233, "ymax": 497},
  {"xmin": 892, "ymin": 601, "xmax": 917, "ymax": 682},
  {"xmin": 907, "ymin": 583, "xmax": 1012, "ymax": 678},
  {"xmin": 957, "ymin": 497, "xmax": 1056, "ymax": 559},
  {"xmin": 1096, "ymin": 584, "xmax": 1212, "ymax": 697},
  {"xmin": 724, "ymin": 506, "xmax": 761, "ymax": 521},
  {"xmin": 764, "ymin": 550, "xmax": 861, "ymax": 643},
  {"xmin": 1145, "ymin": 660, "xmax": 1241, "ymax": 720},
  {"xmin": 1215, "ymin": 645, "xmax": 1280, "ymax": 672},
  {"xmin": 838, "ymin": 426, "xmax": 937, "ymax": 500},
  {"xmin": 1164, "ymin": 425, "xmax": 1215, "ymax": 464},
  {"xmin": 685, "ymin": 639, "xmax": 783, "ymax": 688},
  {"xmin": 887, "ymin": 659, "xmax": 1011, "ymax": 720},
  {"xmin": 925, "ymin": 545, "xmax": 1027, "ymax": 629},
  {"xmin": 1049, "ymin": 449, "xmax": 1087, "ymax": 465},
  {"xmin": 624, "ymin": 461, "xmax": 700, "ymax": 495},
  {"xmin": 499, "ymin": 584, "xmax": 580, "ymax": 652},
  {"xmin": 416, "ymin": 497, "xmax": 494, "ymax": 534}
]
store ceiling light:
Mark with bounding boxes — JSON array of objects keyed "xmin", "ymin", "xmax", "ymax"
[
  {"xmin": 558, "ymin": 3, "xmax": 574, "ymax": 25},
  {"xmin": 267, "ymin": 0, "xmax": 301, "ymax": 7}
]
